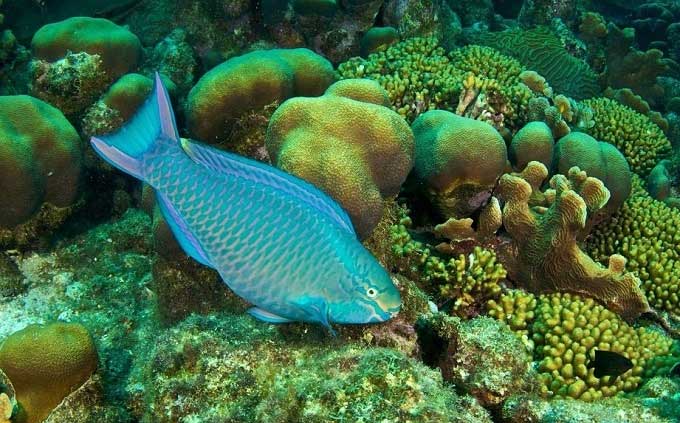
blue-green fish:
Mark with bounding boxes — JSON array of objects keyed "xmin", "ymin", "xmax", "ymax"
[{"xmin": 90, "ymin": 74, "xmax": 401, "ymax": 332}]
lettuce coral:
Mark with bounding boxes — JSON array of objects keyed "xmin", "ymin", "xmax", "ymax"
[
  {"xmin": 488, "ymin": 291, "xmax": 674, "ymax": 401},
  {"xmin": 582, "ymin": 97, "xmax": 671, "ymax": 176}
]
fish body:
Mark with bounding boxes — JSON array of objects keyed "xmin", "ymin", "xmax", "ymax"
[
  {"xmin": 587, "ymin": 349, "xmax": 633, "ymax": 379},
  {"xmin": 90, "ymin": 74, "xmax": 401, "ymax": 330}
]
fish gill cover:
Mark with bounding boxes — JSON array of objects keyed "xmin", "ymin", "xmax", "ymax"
[{"xmin": 1, "ymin": 0, "xmax": 680, "ymax": 422}]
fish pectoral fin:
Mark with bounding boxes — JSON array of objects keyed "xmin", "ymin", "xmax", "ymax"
[
  {"xmin": 292, "ymin": 296, "xmax": 333, "ymax": 330},
  {"xmin": 247, "ymin": 307, "xmax": 293, "ymax": 324}
]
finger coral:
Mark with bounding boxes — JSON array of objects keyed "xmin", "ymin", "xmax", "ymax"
[
  {"xmin": 412, "ymin": 110, "xmax": 508, "ymax": 218},
  {"xmin": 497, "ymin": 162, "xmax": 650, "ymax": 320},
  {"xmin": 488, "ymin": 291, "xmax": 674, "ymax": 401},
  {"xmin": 0, "ymin": 95, "xmax": 82, "ymax": 247},
  {"xmin": 266, "ymin": 79, "xmax": 414, "ymax": 238},
  {"xmin": 186, "ymin": 48, "xmax": 335, "ymax": 145},
  {"xmin": 0, "ymin": 322, "xmax": 97, "ymax": 423},
  {"xmin": 582, "ymin": 97, "xmax": 671, "ymax": 176}
]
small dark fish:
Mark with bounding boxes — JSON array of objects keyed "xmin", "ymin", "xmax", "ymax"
[
  {"xmin": 587, "ymin": 350, "xmax": 633, "ymax": 379},
  {"xmin": 670, "ymin": 362, "xmax": 680, "ymax": 378}
]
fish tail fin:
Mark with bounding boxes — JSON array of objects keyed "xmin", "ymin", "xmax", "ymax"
[{"xmin": 90, "ymin": 73, "xmax": 178, "ymax": 182}]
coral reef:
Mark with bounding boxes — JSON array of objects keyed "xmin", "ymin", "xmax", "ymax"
[
  {"xmin": 412, "ymin": 110, "xmax": 507, "ymax": 218},
  {"xmin": 0, "ymin": 322, "xmax": 97, "ymax": 423},
  {"xmin": 587, "ymin": 177, "xmax": 680, "ymax": 317},
  {"xmin": 142, "ymin": 29, "xmax": 197, "ymax": 95},
  {"xmin": 582, "ymin": 97, "xmax": 671, "ymax": 176},
  {"xmin": 488, "ymin": 291, "xmax": 674, "ymax": 401},
  {"xmin": 266, "ymin": 79, "xmax": 414, "ymax": 238},
  {"xmin": 359, "ymin": 26, "xmax": 399, "ymax": 57},
  {"xmin": 509, "ymin": 121, "xmax": 554, "ymax": 171},
  {"xmin": 186, "ymin": 48, "xmax": 335, "ymax": 145},
  {"xmin": 31, "ymin": 17, "xmax": 142, "ymax": 80},
  {"xmin": 0, "ymin": 95, "xmax": 82, "ymax": 247},
  {"xmin": 497, "ymin": 162, "xmax": 650, "ymax": 320}
]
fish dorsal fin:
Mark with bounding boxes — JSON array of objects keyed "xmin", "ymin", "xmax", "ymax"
[
  {"xmin": 155, "ymin": 190, "xmax": 213, "ymax": 268},
  {"xmin": 181, "ymin": 140, "xmax": 356, "ymax": 236}
]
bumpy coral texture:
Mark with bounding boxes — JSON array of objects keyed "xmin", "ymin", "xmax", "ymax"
[
  {"xmin": 587, "ymin": 177, "xmax": 680, "ymax": 317},
  {"xmin": 582, "ymin": 97, "xmax": 671, "ymax": 176},
  {"xmin": 0, "ymin": 95, "xmax": 81, "ymax": 232},
  {"xmin": 31, "ymin": 17, "xmax": 142, "ymax": 80},
  {"xmin": 497, "ymin": 162, "xmax": 650, "ymax": 320},
  {"xmin": 509, "ymin": 121, "xmax": 553, "ymax": 170},
  {"xmin": 412, "ymin": 110, "xmax": 508, "ymax": 218},
  {"xmin": 488, "ymin": 292, "xmax": 673, "ymax": 401},
  {"xmin": 266, "ymin": 79, "xmax": 414, "ymax": 239},
  {"xmin": 0, "ymin": 322, "xmax": 97, "ymax": 423},
  {"xmin": 186, "ymin": 48, "xmax": 335, "ymax": 144}
]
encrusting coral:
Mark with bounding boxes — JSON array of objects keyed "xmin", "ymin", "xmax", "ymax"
[
  {"xmin": 266, "ymin": 78, "xmax": 414, "ymax": 239},
  {"xmin": 0, "ymin": 322, "xmax": 98, "ymax": 423},
  {"xmin": 582, "ymin": 97, "xmax": 671, "ymax": 176},
  {"xmin": 488, "ymin": 291, "xmax": 674, "ymax": 401},
  {"xmin": 496, "ymin": 161, "xmax": 650, "ymax": 320}
]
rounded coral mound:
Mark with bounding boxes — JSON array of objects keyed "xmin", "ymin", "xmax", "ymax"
[
  {"xmin": 359, "ymin": 26, "xmax": 399, "ymax": 57},
  {"xmin": 553, "ymin": 131, "xmax": 632, "ymax": 215},
  {"xmin": 0, "ymin": 95, "xmax": 82, "ymax": 234},
  {"xmin": 509, "ymin": 121, "xmax": 553, "ymax": 170},
  {"xmin": 412, "ymin": 110, "xmax": 507, "ymax": 217},
  {"xmin": 0, "ymin": 322, "xmax": 97, "ymax": 423},
  {"xmin": 266, "ymin": 79, "xmax": 414, "ymax": 239},
  {"xmin": 582, "ymin": 97, "xmax": 671, "ymax": 176},
  {"xmin": 488, "ymin": 291, "xmax": 674, "ymax": 401},
  {"xmin": 31, "ymin": 17, "xmax": 142, "ymax": 80},
  {"xmin": 186, "ymin": 48, "xmax": 335, "ymax": 145}
]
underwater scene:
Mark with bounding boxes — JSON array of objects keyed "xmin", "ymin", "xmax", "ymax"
[{"xmin": 3, "ymin": 0, "xmax": 680, "ymax": 422}]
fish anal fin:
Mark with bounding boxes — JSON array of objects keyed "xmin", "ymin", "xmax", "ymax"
[
  {"xmin": 155, "ymin": 190, "xmax": 213, "ymax": 268},
  {"xmin": 248, "ymin": 307, "xmax": 293, "ymax": 323}
]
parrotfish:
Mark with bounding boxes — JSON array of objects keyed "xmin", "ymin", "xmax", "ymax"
[{"xmin": 90, "ymin": 74, "xmax": 401, "ymax": 332}]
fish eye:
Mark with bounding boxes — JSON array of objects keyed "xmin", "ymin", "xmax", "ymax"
[{"xmin": 366, "ymin": 288, "xmax": 377, "ymax": 298}]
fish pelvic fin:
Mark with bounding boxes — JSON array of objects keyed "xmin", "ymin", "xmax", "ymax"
[
  {"xmin": 248, "ymin": 307, "xmax": 294, "ymax": 324},
  {"xmin": 90, "ymin": 73, "xmax": 179, "ymax": 181},
  {"xmin": 293, "ymin": 296, "xmax": 336, "ymax": 336}
]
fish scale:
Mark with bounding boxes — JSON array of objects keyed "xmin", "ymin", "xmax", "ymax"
[{"xmin": 90, "ymin": 73, "xmax": 401, "ymax": 329}]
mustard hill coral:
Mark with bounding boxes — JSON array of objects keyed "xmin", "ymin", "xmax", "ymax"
[
  {"xmin": 0, "ymin": 95, "xmax": 82, "ymax": 243},
  {"xmin": 488, "ymin": 291, "xmax": 674, "ymax": 401},
  {"xmin": 0, "ymin": 322, "xmax": 97, "ymax": 423},
  {"xmin": 412, "ymin": 110, "xmax": 508, "ymax": 218},
  {"xmin": 582, "ymin": 97, "xmax": 671, "ymax": 176},
  {"xmin": 266, "ymin": 79, "xmax": 414, "ymax": 238},
  {"xmin": 31, "ymin": 17, "xmax": 142, "ymax": 80},
  {"xmin": 587, "ymin": 177, "xmax": 680, "ymax": 317},
  {"xmin": 186, "ymin": 48, "xmax": 335, "ymax": 145},
  {"xmin": 497, "ymin": 162, "xmax": 650, "ymax": 320}
]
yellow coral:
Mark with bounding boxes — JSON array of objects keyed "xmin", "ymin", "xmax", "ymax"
[
  {"xmin": 582, "ymin": 97, "xmax": 671, "ymax": 176},
  {"xmin": 587, "ymin": 176, "xmax": 680, "ymax": 316}
]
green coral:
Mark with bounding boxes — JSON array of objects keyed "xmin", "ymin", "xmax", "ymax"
[
  {"xmin": 582, "ymin": 97, "xmax": 671, "ymax": 176},
  {"xmin": 487, "ymin": 291, "xmax": 675, "ymax": 401},
  {"xmin": 474, "ymin": 26, "xmax": 600, "ymax": 100},
  {"xmin": 586, "ymin": 176, "xmax": 680, "ymax": 317}
]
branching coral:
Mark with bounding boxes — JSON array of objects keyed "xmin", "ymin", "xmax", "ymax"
[
  {"xmin": 582, "ymin": 97, "xmax": 671, "ymax": 176},
  {"xmin": 488, "ymin": 291, "xmax": 674, "ymax": 401},
  {"xmin": 496, "ymin": 162, "xmax": 651, "ymax": 320},
  {"xmin": 587, "ymin": 176, "xmax": 680, "ymax": 317}
]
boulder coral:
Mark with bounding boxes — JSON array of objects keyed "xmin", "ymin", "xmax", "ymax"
[
  {"xmin": 497, "ymin": 162, "xmax": 650, "ymax": 320},
  {"xmin": 31, "ymin": 17, "xmax": 142, "ymax": 80},
  {"xmin": 0, "ymin": 95, "xmax": 82, "ymax": 244},
  {"xmin": 509, "ymin": 121, "xmax": 553, "ymax": 170},
  {"xmin": 266, "ymin": 79, "xmax": 414, "ymax": 239},
  {"xmin": 186, "ymin": 48, "xmax": 335, "ymax": 145},
  {"xmin": 553, "ymin": 131, "xmax": 632, "ymax": 217},
  {"xmin": 0, "ymin": 322, "xmax": 97, "ymax": 423},
  {"xmin": 412, "ymin": 110, "xmax": 508, "ymax": 218},
  {"xmin": 359, "ymin": 26, "xmax": 399, "ymax": 57}
]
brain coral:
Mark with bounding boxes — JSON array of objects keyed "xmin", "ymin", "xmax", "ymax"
[
  {"xmin": 587, "ymin": 177, "xmax": 680, "ymax": 317},
  {"xmin": 553, "ymin": 131, "xmax": 632, "ymax": 217},
  {"xmin": 412, "ymin": 110, "xmax": 508, "ymax": 218},
  {"xmin": 266, "ymin": 79, "xmax": 413, "ymax": 239},
  {"xmin": 186, "ymin": 48, "xmax": 335, "ymax": 145},
  {"xmin": 509, "ymin": 121, "xmax": 554, "ymax": 171},
  {"xmin": 0, "ymin": 322, "xmax": 97, "ymax": 423},
  {"xmin": 582, "ymin": 97, "xmax": 671, "ymax": 176},
  {"xmin": 488, "ymin": 291, "xmax": 674, "ymax": 401},
  {"xmin": 0, "ymin": 95, "xmax": 82, "ymax": 233},
  {"xmin": 31, "ymin": 17, "xmax": 142, "ymax": 80}
]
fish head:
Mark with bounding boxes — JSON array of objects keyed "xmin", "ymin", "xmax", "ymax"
[{"xmin": 328, "ymin": 256, "xmax": 401, "ymax": 324}]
